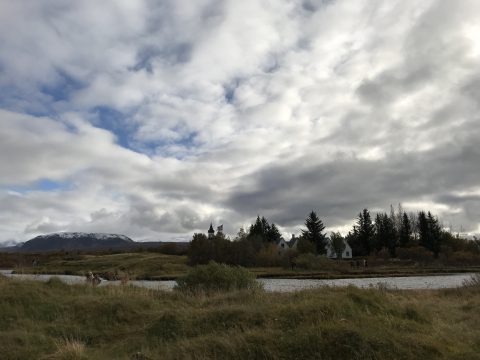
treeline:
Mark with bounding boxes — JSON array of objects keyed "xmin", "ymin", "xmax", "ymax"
[
  {"xmin": 346, "ymin": 205, "xmax": 479, "ymax": 259},
  {"xmin": 188, "ymin": 206, "xmax": 480, "ymax": 267},
  {"xmin": 189, "ymin": 215, "xmax": 318, "ymax": 267},
  {"xmin": 189, "ymin": 212, "xmax": 347, "ymax": 266}
]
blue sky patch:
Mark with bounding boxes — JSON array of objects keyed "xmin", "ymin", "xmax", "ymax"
[
  {"xmin": 40, "ymin": 70, "xmax": 84, "ymax": 103},
  {"xmin": 92, "ymin": 106, "xmax": 137, "ymax": 149},
  {"xmin": 5, "ymin": 179, "xmax": 72, "ymax": 194}
]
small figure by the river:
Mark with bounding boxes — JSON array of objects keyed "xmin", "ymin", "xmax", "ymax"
[{"xmin": 86, "ymin": 271, "xmax": 101, "ymax": 286}]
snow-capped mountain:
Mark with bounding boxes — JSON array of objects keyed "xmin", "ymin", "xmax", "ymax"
[{"xmin": 20, "ymin": 232, "xmax": 135, "ymax": 252}]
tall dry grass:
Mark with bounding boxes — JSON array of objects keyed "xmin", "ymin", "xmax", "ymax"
[{"xmin": 0, "ymin": 273, "xmax": 479, "ymax": 359}]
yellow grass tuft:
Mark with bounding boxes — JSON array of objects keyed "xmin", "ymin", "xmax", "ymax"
[{"xmin": 44, "ymin": 338, "xmax": 86, "ymax": 360}]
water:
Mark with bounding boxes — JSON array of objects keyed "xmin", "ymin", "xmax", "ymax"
[
  {"xmin": 1, "ymin": 269, "xmax": 474, "ymax": 292},
  {"xmin": 257, "ymin": 274, "xmax": 474, "ymax": 292}
]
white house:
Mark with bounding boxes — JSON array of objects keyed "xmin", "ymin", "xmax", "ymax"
[
  {"xmin": 277, "ymin": 234, "xmax": 353, "ymax": 259},
  {"xmin": 326, "ymin": 238, "xmax": 353, "ymax": 259},
  {"xmin": 275, "ymin": 238, "xmax": 290, "ymax": 253},
  {"xmin": 288, "ymin": 235, "xmax": 299, "ymax": 250}
]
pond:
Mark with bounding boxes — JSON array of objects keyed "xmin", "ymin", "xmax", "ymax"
[{"xmin": 0, "ymin": 269, "xmax": 475, "ymax": 292}]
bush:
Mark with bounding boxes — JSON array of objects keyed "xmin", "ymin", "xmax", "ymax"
[
  {"xmin": 158, "ymin": 242, "xmax": 188, "ymax": 256},
  {"xmin": 175, "ymin": 261, "xmax": 261, "ymax": 293},
  {"xmin": 296, "ymin": 238, "xmax": 316, "ymax": 254},
  {"xmin": 295, "ymin": 254, "xmax": 337, "ymax": 271},
  {"xmin": 444, "ymin": 251, "xmax": 480, "ymax": 266},
  {"xmin": 396, "ymin": 246, "xmax": 435, "ymax": 263},
  {"xmin": 255, "ymin": 244, "xmax": 285, "ymax": 267}
]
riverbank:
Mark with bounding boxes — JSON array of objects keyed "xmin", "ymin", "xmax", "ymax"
[
  {"xmin": 3, "ymin": 251, "xmax": 480, "ymax": 281},
  {"xmin": 1, "ymin": 274, "xmax": 479, "ymax": 359}
]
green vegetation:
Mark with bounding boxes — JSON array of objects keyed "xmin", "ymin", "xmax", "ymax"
[
  {"xmin": 3, "ymin": 248, "xmax": 480, "ymax": 282},
  {"xmin": 294, "ymin": 253, "xmax": 341, "ymax": 271},
  {"xmin": 2, "ymin": 252, "xmax": 189, "ymax": 280},
  {"xmin": 175, "ymin": 262, "xmax": 261, "ymax": 293},
  {"xmin": 301, "ymin": 210, "xmax": 327, "ymax": 255},
  {"xmin": 1, "ymin": 273, "xmax": 479, "ymax": 359},
  {"xmin": 188, "ymin": 208, "xmax": 480, "ymax": 270}
]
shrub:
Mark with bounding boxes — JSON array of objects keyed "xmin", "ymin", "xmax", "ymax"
[
  {"xmin": 158, "ymin": 242, "xmax": 187, "ymax": 256},
  {"xmin": 295, "ymin": 254, "xmax": 337, "ymax": 271},
  {"xmin": 444, "ymin": 251, "xmax": 480, "ymax": 266},
  {"xmin": 255, "ymin": 244, "xmax": 285, "ymax": 267},
  {"xmin": 396, "ymin": 246, "xmax": 435, "ymax": 263},
  {"xmin": 174, "ymin": 261, "xmax": 261, "ymax": 293},
  {"xmin": 296, "ymin": 238, "xmax": 316, "ymax": 254}
]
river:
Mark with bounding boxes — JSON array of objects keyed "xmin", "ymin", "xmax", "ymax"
[{"xmin": 0, "ymin": 269, "xmax": 475, "ymax": 292}]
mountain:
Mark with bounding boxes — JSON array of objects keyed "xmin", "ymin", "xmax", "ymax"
[
  {"xmin": 0, "ymin": 242, "xmax": 22, "ymax": 253},
  {"xmin": 20, "ymin": 232, "xmax": 136, "ymax": 252}
]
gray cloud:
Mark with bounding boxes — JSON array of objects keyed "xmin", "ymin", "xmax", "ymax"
[{"xmin": 1, "ymin": 0, "xmax": 480, "ymax": 242}]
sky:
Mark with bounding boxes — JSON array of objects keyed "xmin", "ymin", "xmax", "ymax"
[{"xmin": 1, "ymin": 0, "xmax": 480, "ymax": 243}]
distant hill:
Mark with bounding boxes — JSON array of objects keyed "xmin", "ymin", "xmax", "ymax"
[
  {"xmin": 20, "ymin": 232, "xmax": 136, "ymax": 252},
  {"xmin": 0, "ymin": 232, "xmax": 190, "ymax": 253}
]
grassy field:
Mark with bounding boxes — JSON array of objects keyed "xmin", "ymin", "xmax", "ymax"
[
  {"xmin": 2, "ymin": 252, "xmax": 189, "ymax": 280},
  {"xmin": 3, "ymin": 251, "xmax": 479, "ymax": 280},
  {"xmin": 0, "ymin": 274, "xmax": 479, "ymax": 359}
]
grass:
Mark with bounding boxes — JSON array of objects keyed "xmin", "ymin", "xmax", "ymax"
[
  {"xmin": 5, "ymin": 252, "xmax": 189, "ymax": 280},
  {"xmin": 4, "ymin": 250, "xmax": 480, "ymax": 281},
  {"xmin": 1, "ymin": 273, "xmax": 479, "ymax": 359}
]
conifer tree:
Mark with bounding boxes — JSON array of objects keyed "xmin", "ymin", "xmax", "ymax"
[
  {"xmin": 249, "ymin": 216, "xmax": 265, "ymax": 240},
  {"xmin": 357, "ymin": 208, "xmax": 374, "ymax": 255},
  {"xmin": 418, "ymin": 211, "xmax": 429, "ymax": 249},
  {"xmin": 374, "ymin": 212, "xmax": 396, "ymax": 256},
  {"xmin": 427, "ymin": 212, "xmax": 441, "ymax": 258},
  {"xmin": 418, "ymin": 211, "xmax": 442, "ymax": 257},
  {"xmin": 399, "ymin": 212, "xmax": 412, "ymax": 247},
  {"xmin": 261, "ymin": 217, "xmax": 271, "ymax": 239},
  {"xmin": 301, "ymin": 211, "xmax": 327, "ymax": 255},
  {"xmin": 267, "ymin": 223, "xmax": 282, "ymax": 243}
]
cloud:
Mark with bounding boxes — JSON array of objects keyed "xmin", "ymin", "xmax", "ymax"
[{"xmin": 1, "ymin": 0, "xmax": 480, "ymax": 242}]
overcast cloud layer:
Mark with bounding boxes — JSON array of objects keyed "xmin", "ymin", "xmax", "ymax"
[{"xmin": 1, "ymin": 0, "xmax": 480, "ymax": 243}]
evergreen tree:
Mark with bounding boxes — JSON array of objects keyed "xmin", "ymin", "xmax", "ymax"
[
  {"xmin": 374, "ymin": 213, "xmax": 386, "ymax": 253},
  {"xmin": 418, "ymin": 211, "xmax": 442, "ymax": 258},
  {"xmin": 301, "ymin": 211, "xmax": 327, "ymax": 255},
  {"xmin": 418, "ymin": 211, "xmax": 429, "ymax": 249},
  {"xmin": 249, "ymin": 216, "xmax": 266, "ymax": 240},
  {"xmin": 357, "ymin": 209, "xmax": 374, "ymax": 255},
  {"xmin": 427, "ymin": 212, "xmax": 441, "ymax": 258},
  {"xmin": 261, "ymin": 217, "xmax": 271, "ymax": 240},
  {"xmin": 399, "ymin": 212, "xmax": 412, "ymax": 247},
  {"xmin": 267, "ymin": 223, "xmax": 282, "ymax": 243},
  {"xmin": 374, "ymin": 212, "xmax": 396, "ymax": 256}
]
